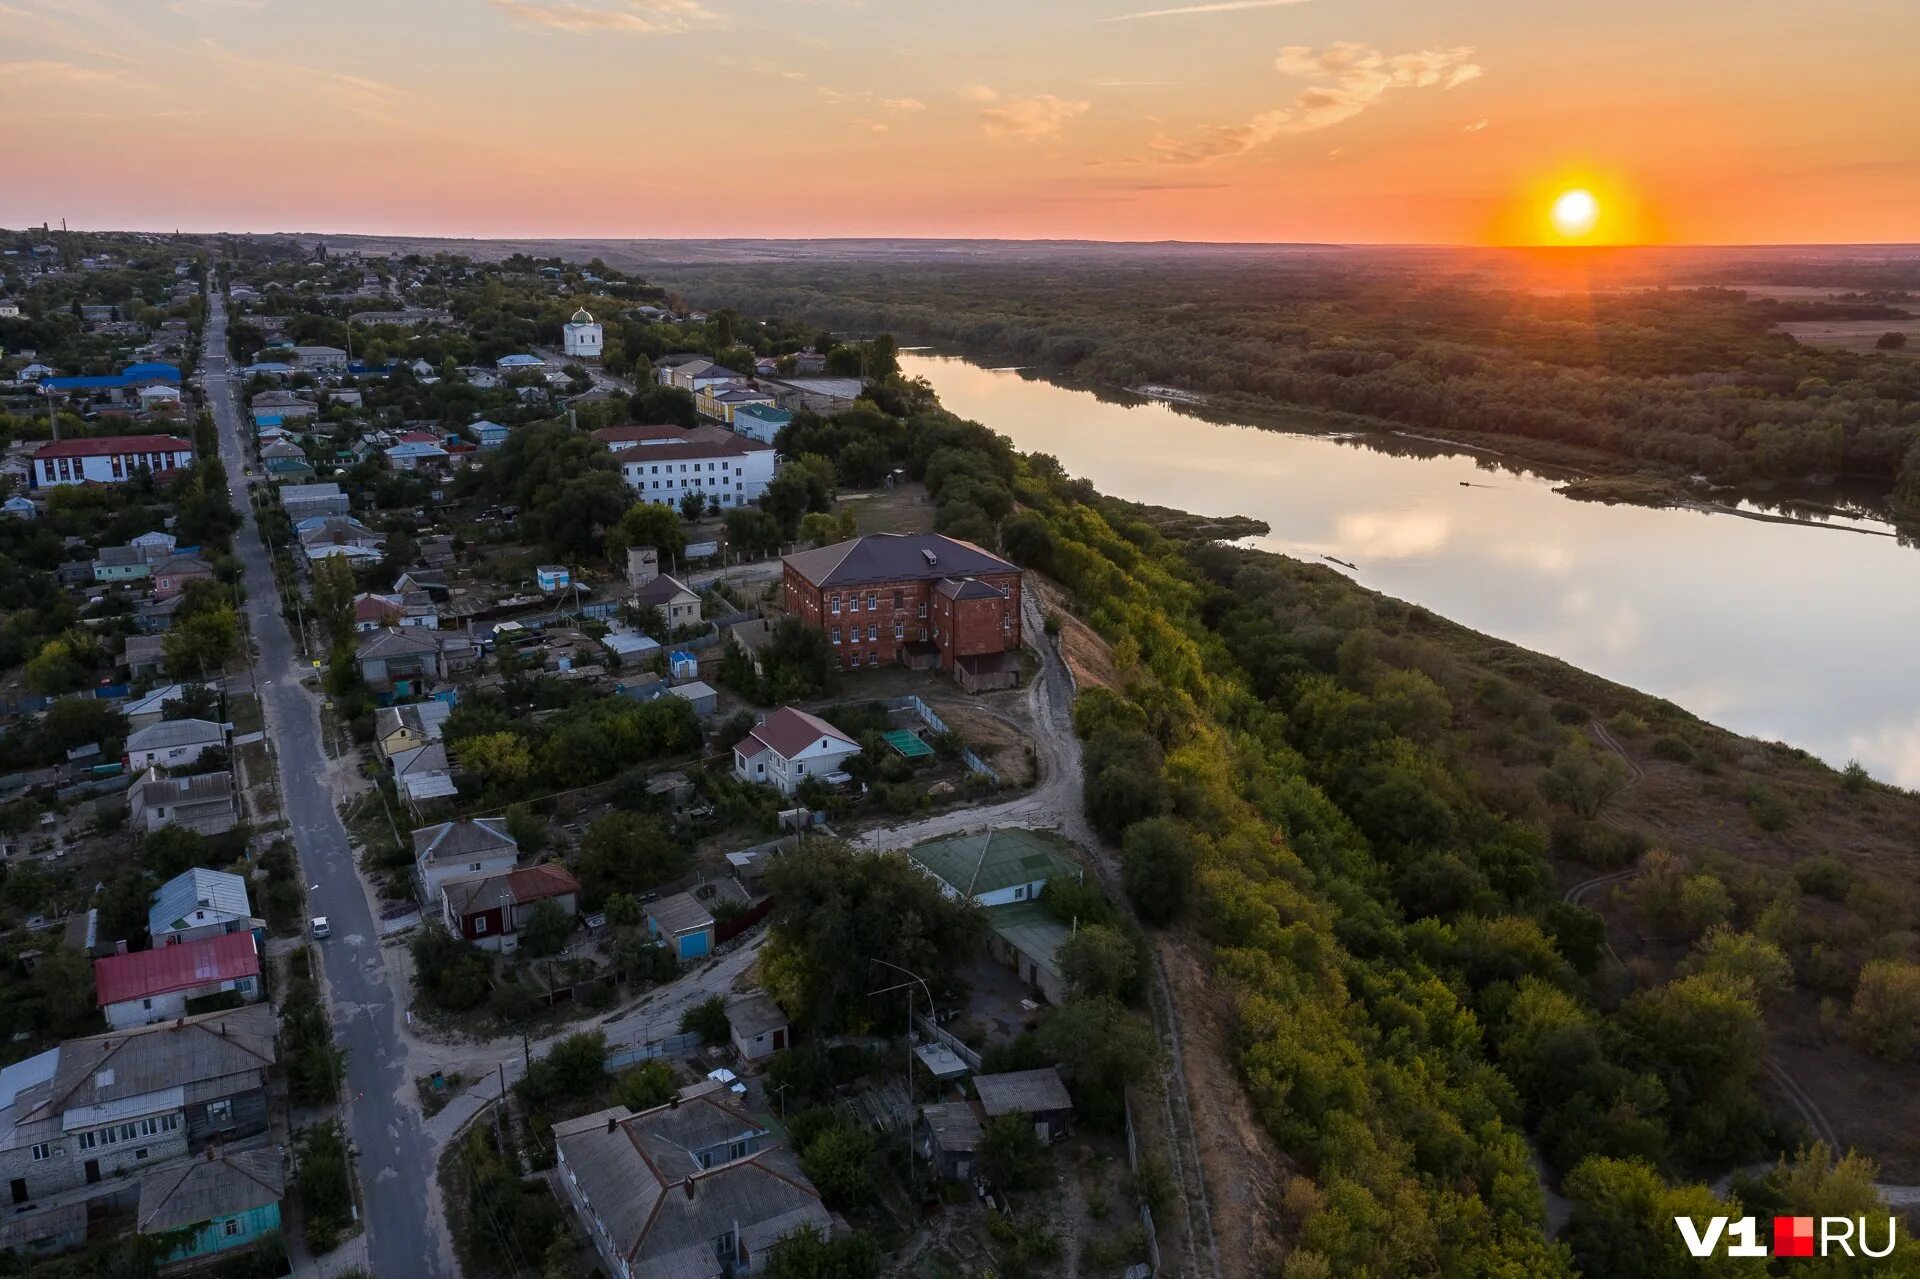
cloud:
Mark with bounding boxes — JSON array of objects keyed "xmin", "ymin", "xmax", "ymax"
[
  {"xmin": 1155, "ymin": 41, "xmax": 1481, "ymax": 162},
  {"xmin": 1106, "ymin": 0, "xmax": 1308, "ymax": 19},
  {"xmin": 1463, "ymin": 117, "xmax": 1488, "ymax": 132},
  {"xmin": 980, "ymin": 93, "xmax": 1090, "ymax": 139},
  {"xmin": 167, "ymin": 0, "xmax": 263, "ymax": 14},
  {"xmin": 0, "ymin": 3, "xmax": 142, "ymax": 64},
  {"xmin": 489, "ymin": 0, "xmax": 722, "ymax": 35},
  {"xmin": 882, "ymin": 97, "xmax": 925, "ymax": 112},
  {"xmin": 196, "ymin": 40, "xmax": 413, "ymax": 124},
  {"xmin": 956, "ymin": 84, "xmax": 999, "ymax": 103},
  {"xmin": 1092, "ymin": 79, "xmax": 1184, "ymax": 87},
  {"xmin": 0, "ymin": 59, "xmax": 124, "ymax": 83}
]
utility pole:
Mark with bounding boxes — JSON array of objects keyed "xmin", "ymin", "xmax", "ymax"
[{"xmin": 868, "ymin": 957, "xmax": 934, "ymax": 1189}]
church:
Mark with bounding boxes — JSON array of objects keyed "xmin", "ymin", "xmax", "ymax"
[{"xmin": 562, "ymin": 306, "xmax": 603, "ymax": 360}]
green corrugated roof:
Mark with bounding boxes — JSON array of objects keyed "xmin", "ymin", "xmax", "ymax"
[
  {"xmin": 986, "ymin": 901, "xmax": 1068, "ymax": 980},
  {"xmin": 906, "ymin": 828, "xmax": 1079, "ymax": 899}
]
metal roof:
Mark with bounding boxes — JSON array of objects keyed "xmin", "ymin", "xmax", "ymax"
[
  {"xmin": 94, "ymin": 932, "xmax": 260, "ymax": 1006},
  {"xmin": 783, "ymin": 532, "xmax": 1016, "ymax": 589},
  {"xmin": 126, "ymin": 718, "xmax": 224, "ymax": 751},
  {"xmin": 646, "ymin": 891, "xmax": 714, "ymax": 936},
  {"xmin": 725, "ymin": 993, "xmax": 787, "ymax": 1039},
  {"xmin": 148, "ymin": 868, "xmax": 252, "ymax": 938},
  {"xmin": 974, "ymin": 1067, "xmax": 1072, "ymax": 1117},
  {"xmin": 137, "ymin": 1147, "xmax": 284, "ymax": 1233},
  {"xmin": 906, "ymin": 829, "xmax": 1081, "ymax": 901}
]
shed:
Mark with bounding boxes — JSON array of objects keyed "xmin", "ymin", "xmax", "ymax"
[
  {"xmin": 667, "ymin": 680, "xmax": 718, "ymax": 716},
  {"xmin": 725, "ymin": 993, "xmax": 789, "ymax": 1061},
  {"xmin": 645, "ymin": 892, "xmax": 715, "ymax": 962},
  {"xmin": 920, "ymin": 1102, "xmax": 984, "ymax": 1182},
  {"xmin": 973, "ymin": 1066, "xmax": 1073, "ymax": 1142}
]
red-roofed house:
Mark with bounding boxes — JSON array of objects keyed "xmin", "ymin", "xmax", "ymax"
[
  {"xmin": 94, "ymin": 932, "xmax": 262, "ymax": 1029},
  {"xmin": 31, "ymin": 434, "xmax": 194, "ymax": 488},
  {"xmin": 731, "ymin": 707, "xmax": 861, "ymax": 794},
  {"xmin": 439, "ymin": 863, "xmax": 583, "ymax": 951}
]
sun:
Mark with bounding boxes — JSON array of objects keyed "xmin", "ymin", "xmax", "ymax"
[{"xmin": 1550, "ymin": 188, "xmax": 1600, "ymax": 239}]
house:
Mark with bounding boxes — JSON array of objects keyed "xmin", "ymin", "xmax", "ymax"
[
  {"xmin": 783, "ymin": 532, "xmax": 1023, "ymax": 689},
  {"xmin": 384, "ymin": 440, "xmax": 448, "ymax": 472},
  {"xmin": 645, "ymin": 892, "xmax": 715, "ymax": 962},
  {"xmin": 562, "ymin": 307, "xmax": 603, "ymax": 359},
  {"xmin": 631, "ymin": 572, "xmax": 701, "ymax": 629},
  {"xmin": 150, "ymin": 554, "xmax": 214, "ymax": 602},
  {"xmin": 668, "ymin": 681, "xmax": 718, "ymax": 717},
  {"xmin": 440, "ymin": 863, "xmax": 582, "ymax": 952},
  {"xmin": 148, "ymin": 868, "xmax": 258, "ymax": 945},
  {"xmin": 973, "ymin": 1067, "xmax": 1073, "ymax": 1142},
  {"xmin": 248, "ymin": 390, "xmax": 316, "ymax": 425},
  {"xmin": 905, "ymin": 828, "xmax": 1080, "ymax": 908},
  {"xmin": 725, "ymin": 994, "xmax": 789, "ymax": 1062},
  {"xmin": 553, "ymin": 1080, "xmax": 832, "ymax": 1279},
  {"xmin": 31, "ymin": 434, "xmax": 194, "ymax": 488},
  {"xmin": 257, "ymin": 439, "xmax": 306, "ymax": 463},
  {"xmin": 129, "ymin": 768, "xmax": 240, "ymax": 837},
  {"xmin": 356, "ymin": 626, "xmax": 476, "ymax": 693},
  {"xmin": 412, "ymin": 815, "xmax": 519, "ymax": 900},
  {"xmin": 278, "ymin": 481, "xmax": 349, "ymax": 522},
  {"xmin": 125, "ymin": 718, "xmax": 226, "ymax": 773},
  {"xmin": 495, "ymin": 353, "xmax": 544, "ymax": 372},
  {"xmin": 392, "ymin": 742, "xmax": 455, "ymax": 809},
  {"xmin": 93, "ymin": 543, "xmax": 154, "ymax": 584},
  {"xmin": 920, "ymin": 1102, "xmax": 985, "ymax": 1182},
  {"xmin": 325, "ymin": 387, "xmax": 363, "ymax": 408},
  {"xmin": 535, "ymin": 565, "xmax": 570, "ymax": 594},
  {"xmin": 124, "ymin": 633, "xmax": 167, "ymax": 679},
  {"xmin": 694, "ymin": 383, "xmax": 777, "ymax": 425},
  {"xmin": 0, "ymin": 1005, "xmax": 276, "ymax": 1208},
  {"xmin": 470, "ymin": 419, "xmax": 509, "ymax": 449},
  {"xmin": 266, "ymin": 455, "xmax": 317, "ymax": 483},
  {"xmin": 289, "ymin": 345, "xmax": 347, "ymax": 371},
  {"xmin": 1, "ymin": 494, "xmax": 37, "ymax": 519},
  {"xmin": 298, "ymin": 515, "xmax": 384, "ymax": 562},
  {"xmin": 731, "ymin": 707, "xmax": 861, "ymax": 795},
  {"xmin": 592, "ymin": 424, "xmax": 776, "ymax": 508},
  {"xmin": 374, "ymin": 700, "xmax": 452, "ymax": 760},
  {"xmin": 725, "ymin": 617, "xmax": 775, "ymax": 677},
  {"xmin": 761, "ymin": 376, "xmax": 864, "ymax": 416},
  {"xmin": 94, "ymin": 932, "xmax": 263, "ymax": 1029},
  {"xmin": 137, "ymin": 1147, "xmax": 284, "ymax": 1266},
  {"xmin": 657, "ymin": 358, "xmax": 749, "ymax": 395},
  {"xmin": 354, "ymin": 591, "xmax": 436, "ymax": 631},
  {"xmin": 731, "ymin": 403, "xmax": 793, "ymax": 444}
]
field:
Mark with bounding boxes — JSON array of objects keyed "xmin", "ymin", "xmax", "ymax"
[{"xmin": 1775, "ymin": 317, "xmax": 1920, "ymax": 356}]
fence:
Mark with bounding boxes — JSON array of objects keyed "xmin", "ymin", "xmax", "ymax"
[
  {"xmin": 714, "ymin": 895, "xmax": 774, "ymax": 945},
  {"xmin": 1124, "ymin": 1092, "xmax": 1163, "ymax": 1275},
  {"xmin": 607, "ymin": 1030, "xmax": 703, "ymax": 1070},
  {"xmin": 912, "ymin": 1011, "xmax": 983, "ymax": 1072}
]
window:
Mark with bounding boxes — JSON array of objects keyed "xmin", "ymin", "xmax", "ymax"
[
  {"xmin": 866, "ymin": 624, "xmax": 878, "ymax": 642},
  {"xmin": 79, "ymin": 1131, "xmax": 96, "ymax": 1150},
  {"xmin": 848, "ymin": 596, "xmax": 860, "ymax": 613},
  {"xmin": 866, "ymin": 593, "xmax": 878, "ymax": 610},
  {"xmin": 917, "ymin": 603, "xmax": 928, "ymax": 618},
  {"xmin": 470, "ymin": 862, "xmax": 483, "ymax": 871},
  {"xmin": 830, "ymin": 627, "xmax": 841, "ymax": 645},
  {"xmin": 224, "ymin": 1219, "xmax": 242, "ymax": 1238},
  {"xmin": 867, "ymin": 651, "xmax": 880, "ymax": 666},
  {"xmin": 828, "ymin": 595, "xmax": 840, "ymax": 613},
  {"xmin": 207, "ymin": 1099, "xmax": 233, "ymax": 1125},
  {"xmin": 475, "ymin": 917, "xmax": 488, "ymax": 934},
  {"xmin": 29, "ymin": 1143, "xmax": 50, "ymax": 1162},
  {"xmin": 892, "ymin": 590, "xmax": 905, "ymax": 608},
  {"xmin": 728, "ymin": 1140, "xmax": 750, "ymax": 1161},
  {"xmin": 1015, "ymin": 885, "xmax": 1028, "ymax": 900},
  {"xmin": 893, "ymin": 621, "xmax": 904, "ymax": 639}
]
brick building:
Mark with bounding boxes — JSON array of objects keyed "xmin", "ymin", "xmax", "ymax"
[{"xmin": 782, "ymin": 533, "xmax": 1023, "ymax": 690}]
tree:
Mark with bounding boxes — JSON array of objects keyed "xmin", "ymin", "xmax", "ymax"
[
  {"xmin": 980, "ymin": 1112, "xmax": 1046, "ymax": 1191},
  {"xmin": 608, "ymin": 500, "xmax": 687, "ymax": 564},
  {"xmin": 798, "ymin": 509, "xmax": 856, "ymax": 546},
  {"xmin": 678, "ymin": 489, "xmax": 706, "ymax": 522},
  {"xmin": 801, "ymin": 1123, "xmax": 875, "ymax": 1208},
  {"xmin": 25, "ymin": 636, "xmax": 88, "ymax": 694},
  {"xmin": 310, "ymin": 555, "xmax": 358, "ymax": 645},
  {"xmin": 1058, "ymin": 924, "xmax": 1137, "ymax": 1000},
  {"xmin": 502, "ymin": 802, "xmax": 548, "ymax": 854},
  {"xmin": 1850, "ymin": 959, "xmax": 1920, "ymax": 1059},
  {"xmin": 680, "ymin": 994, "xmax": 731, "ymax": 1044},
  {"xmin": 1538, "ymin": 743, "xmax": 1630, "ymax": 819},
  {"xmin": 164, "ymin": 603, "xmax": 239, "ymax": 676},
  {"xmin": 612, "ymin": 1060, "xmax": 678, "ymax": 1112},
  {"xmin": 518, "ymin": 1031, "xmax": 609, "ymax": 1110},
  {"xmin": 764, "ymin": 1227, "xmax": 882, "ymax": 1279},
  {"xmin": 1616, "ymin": 973, "xmax": 1766, "ymax": 1162},
  {"xmin": 1563, "ymin": 1156, "xmax": 1765, "ymax": 1279},
  {"xmin": 1036, "ymin": 997, "xmax": 1158, "ymax": 1129},
  {"xmin": 1119, "ymin": 817, "xmax": 1195, "ymax": 924},
  {"xmin": 1876, "ymin": 331, "xmax": 1907, "ymax": 350},
  {"xmin": 142, "ymin": 825, "xmax": 212, "ymax": 880},
  {"xmin": 1679, "ymin": 927, "xmax": 1792, "ymax": 1004},
  {"xmin": 518, "ymin": 899, "xmax": 573, "ymax": 957},
  {"xmin": 576, "ymin": 812, "xmax": 689, "ymax": 906},
  {"xmin": 460, "ymin": 731, "xmax": 534, "ymax": 788},
  {"xmin": 723, "ymin": 505, "xmax": 782, "ymax": 557}
]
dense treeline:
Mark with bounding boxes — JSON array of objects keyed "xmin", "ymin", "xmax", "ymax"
[
  {"xmin": 755, "ymin": 362, "xmax": 1916, "ymax": 1275},
  {"xmin": 660, "ymin": 256, "xmax": 1920, "ymax": 520}
]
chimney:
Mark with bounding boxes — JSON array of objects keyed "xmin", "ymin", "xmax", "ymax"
[
  {"xmin": 606, "ymin": 1114, "xmax": 617, "ymax": 1134},
  {"xmin": 682, "ymin": 1177, "xmax": 696, "ymax": 1201},
  {"xmin": 668, "ymin": 1093, "xmax": 680, "ymax": 1110}
]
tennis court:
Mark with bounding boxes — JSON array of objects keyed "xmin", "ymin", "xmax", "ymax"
[{"xmin": 883, "ymin": 728, "xmax": 935, "ymax": 758}]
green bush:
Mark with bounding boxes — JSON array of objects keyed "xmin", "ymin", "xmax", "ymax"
[{"xmin": 1649, "ymin": 734, "xmax": 1694, "ymax": 763}]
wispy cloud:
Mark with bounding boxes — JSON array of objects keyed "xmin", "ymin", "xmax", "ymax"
[
  {"xmin": 980, "ymin": 93, "xmax": 1090, "ymax": 139},
  {"xmin": 1155, "ymin": 42, "xmax": 1482, "ymax": 162},
  {"xmin": 1092, "ymin": 79, "xmax": 1184, "ymax": 87},
  {"xmin": 0, "ymin": 3, "xmax": 142, "ymax": 65},
  {"xmin": 957, "ymin": 84, "xmax": 1000, "ymax": 104},
  {"xmin": 1463, "ymin": 117, "xmax": 1488, "ymax": 132},
  {"xmin": 1105, "ymin": 0, "xmax": 1309, "ymax": 20},
  {"xmin": 0, "ymin": 59, "xmax": 125, "ymax": 84},
  {"xmin": 489, "ymin": 0, "xmax": 723, "ymax": 35},
  {"xmin": 196, "ymin": 39, "xmax": 414, "ymax": 124}
]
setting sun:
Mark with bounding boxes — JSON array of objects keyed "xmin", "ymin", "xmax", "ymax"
[{"xmin": 1550, "ymin": 189, "xmax": 1600, "ymax": 238}]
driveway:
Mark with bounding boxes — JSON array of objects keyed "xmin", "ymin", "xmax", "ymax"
[{"xmin": 201, "ymin": 285, "xmax": 453, "ymax": 1279}]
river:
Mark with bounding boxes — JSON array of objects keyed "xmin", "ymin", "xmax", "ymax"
[{"xmin": 900, "ymin": 352, "xmax": 1920, "ymax": 787}]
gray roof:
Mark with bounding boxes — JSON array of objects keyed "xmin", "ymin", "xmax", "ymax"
[
  {"xmin": 278, "ymin": 481, "xmax": 344, "ymax": 501},
  {"xmin": 124, "ymin": 634, "xmax": 167, "ymax": 664},
  {"xmin": 725, "ymin": 994, "xmax": 787, "ymax": 1040},
  {"xmin": 553, "ymin": 1084, "xmax": 828, "ymax": 1277},
  {"xmin": 97, "ymin": 544, "xmax": 146, "ymax": 568},
  {"xmin": 973, "ymin": 1067, "xmax": 1072, "ymax": 1117},
  {"xmin": 138, "ymin": 1147, "xmax": 284, "ymax": 1233},
  {"xmin": 923, "ymin": 1101, "xmax": 983, "ymax": 1153},
  {"xmin": 358, "ymin": 627, "xmax": 444, "ymax": 659},
  {"xmin": 413, "ymin": 816, "xmax": 516, "ymax": 864},
  {"xmin": 646, "ymin": 891, "xmax": 714, "ymax": 936},
  {"xmin": 784, "ymin": 532, "xmax": 1016, "ymax": 589},
  {"xmin": 935, "ymin": 576, "xmax": 1009, "ymax": 602},
  {"xmin": 391, "ymin": 741, "xmax": 450, "ymax": 779},
  {"xmin": 149, "ymin": 867, "xmax": 253, "ymax": 938},
  {"xmin": 127, "ymin": 717, "xmax": 223, "ymax": 751},
  {"xmin": 15, "ymin": 1005, "xmax": 276, "ymax": 1134},
  {"xmin": 632, "ymin": 573, "xmax": 697, "ymax": 606}
]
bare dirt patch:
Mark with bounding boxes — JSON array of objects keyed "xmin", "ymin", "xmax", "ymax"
[
  {"xmin": 1775, "ymin": 318, "xmax": 1920, "ymax": 357},
  {"xmin": 843, "ymin": 481, "xmax": 937, "ymax": 536},
  {"xmin": 1027, "ymin": 574, "xmax": 1120, "ymax": 691},
  {"xmin": 1159, "ymin": 932, "xmax": 1291, "ymax": 1279},
  {"xmin": 921, "ymin": 697, "xmax": 1036, "ymax": 787}
]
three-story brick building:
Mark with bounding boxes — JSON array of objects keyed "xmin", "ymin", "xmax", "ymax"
[{"xmin": 782, "ymin": 533, "xmax": 1023, "ymax": 690}]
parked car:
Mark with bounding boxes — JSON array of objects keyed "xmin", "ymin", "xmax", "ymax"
[{"xmin": 311, "ymin": 916, "xmax": 331, "ymax": 939}]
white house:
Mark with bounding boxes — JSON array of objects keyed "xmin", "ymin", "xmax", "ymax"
[
  {"xmin": 412, "ymin": 816, "xmax": 520, "ymax": 901},
  {"xmin": 148, "ymin": 868, "xmax": 258, "ymax": 946},
  {"xmin": 94, "ymin": 933, "xmax": 262, "ymax": 1030},
  {"xmin": 591, "ymin": 424, "xmax": 776, "ymax": 508},
  {"xmin": 31, "ymin": 435, "xmax": 194, "ymax": 489},
  {"xmin": 562, "ymin": 307, "xmax": 603, "ymax": 360},
  {"xmin": 731, "ymin": 707, "xmax": 860, "ymax": 794},
  {"xmin": 125, "ymin": 718, "xmax": 226, "ymax": 773}
]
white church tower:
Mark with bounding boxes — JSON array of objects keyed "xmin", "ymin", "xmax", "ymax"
[{"xmin": 562, "ymin": 307, "xmax": 603, "ymax": 360}]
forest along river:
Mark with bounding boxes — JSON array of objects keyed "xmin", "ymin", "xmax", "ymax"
[{"xmin": 900, "ymin": 352, "xmax": 1920, "ymax": 788}]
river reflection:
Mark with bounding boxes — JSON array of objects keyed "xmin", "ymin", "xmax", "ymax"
[{"xmin": 901, "ymin": 353, "xmax": 1920, "ymax": 786}]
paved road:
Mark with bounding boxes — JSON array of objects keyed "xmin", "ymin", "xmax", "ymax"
[{"xmin": 201, "ymin": 286, "xmax": 452, "ymax": 1278}]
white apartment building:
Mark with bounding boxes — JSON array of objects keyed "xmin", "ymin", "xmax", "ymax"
[{"xmin": 591, "ymin": 424, "xmax": 776, "ymax": 508}]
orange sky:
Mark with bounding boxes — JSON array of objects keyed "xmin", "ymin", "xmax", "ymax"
[{"xmin": 3, "ymin": 0, "xmax": 1916, "ymax": 243}]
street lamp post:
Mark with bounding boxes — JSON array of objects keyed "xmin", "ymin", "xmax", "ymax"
[{"xmin": 868, "ymin": 957, "xmax": 935, "ymax": 1190}]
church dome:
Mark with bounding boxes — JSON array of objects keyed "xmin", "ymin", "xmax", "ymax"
[{"xmin": 569, "ymin": 307, "xmax": 594, "ymax": 324}]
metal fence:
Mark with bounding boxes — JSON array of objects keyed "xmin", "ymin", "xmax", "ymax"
[
  {"xmin": 1124, "ymin": 1091, "xmax": 1163, "ymax": 1275},
  {"xmin": 883, "ymin": 695, "xmax": 1000, "ymax": 784},
  {"xmin": 912, "ymin": 1011, "xmax": 983, "ymax": 1072},
  {"xmin": 607, "ymin": 1030, "xmax": 703, "ymax": 1070}
]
